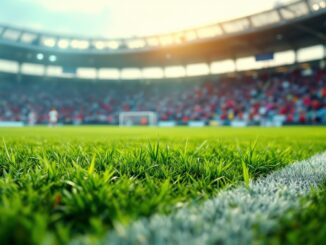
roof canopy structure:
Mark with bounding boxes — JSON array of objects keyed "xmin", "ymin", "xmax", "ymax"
[{"xmin": 0, "ymin": 0, "xmax": 325, "ymax": 68}]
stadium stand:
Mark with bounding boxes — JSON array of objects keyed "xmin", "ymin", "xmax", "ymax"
[
  {"xmin": 0, "ymin": 64, "xmax": 325, "ymax": 126},
  {"xmin": 0, "ymin": 0, "xmax": 325, "ymax": 127}
]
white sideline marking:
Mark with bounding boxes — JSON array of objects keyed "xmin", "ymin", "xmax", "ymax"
[{"xmin": 73, "ymin": 152, "xmax": 326, "ymax": 245}]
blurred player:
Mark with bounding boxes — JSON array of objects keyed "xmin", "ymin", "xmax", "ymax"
[
  {"xmin": 49, "ymin": 108, "xmax": 58, "ymax": 127},
  {"xmin": 28, "ymin": 110, "xmax": 37, "ymax": 126}
]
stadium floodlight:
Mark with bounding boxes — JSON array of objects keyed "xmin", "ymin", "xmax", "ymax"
[
  {"xmin": 21, "ymin": 63, "xmax": 45, "ymax": 76},
  {"xmin": 236, "ymin": 57, "xmax": 264, "ymax": 71},
  {"xmin": 127, "ymin": 39, "xmax": 146, "ymax": 49},
  {"xmin": 106, "ymin": 40, "xmax": 120, "ymax": 50},
  {"xmin": 311, "ymin": 0, "xmax": 325, "ymax": 11},
  {"xmin": 93, "ymin": 41, "xmax": 106, "ymax": 50},
  {"xmin": 98, "ymin": 68, "xmax": 120, "ymax": 80},
  {"xmin": 142, "ymin": 67, "xmax": 164, "ymax": 79},
  {"xmin": 297, "ymin": 45, "xmax": 324, "ymax": 63},
  {"xmin": 71, "ymin": 39, "xmax": 89, "ymax": 49},
  {"xmin": 312, "ymin": 3, "xmax": 320, "ymax": 10},
  {"xmin": 46, "ymin": 66, "xmax": 62, "ymax": 77},
  {"xmin": 20, "ymin": 33, "xmax": 38, "ymax": 44},
  {"xmin": 119, "ymin": 111, "xmax": 157, "ymax": 126},
  {"xmin": 186, "ymin": 63, "xmax": 210, "ymax": 77},
  {"xmin": 76, "ymin": 67, "xmax": 97, "ymax": 79},
  {"xmin": 0, "ymin": 59, "xmax": 19, "ymax": 73},
  {"xmin": 120, "ymin": 68, "xmax": 142, "ymax": 80},
  {"xmin": 272, "ymin": 50, "xmax": 295, "ymax": 66},
  {"xmin": 210, "ymin": 60, "xmax": 236, "ymax": 74},
  {"xmin": 49, "ymin": 55, "xmax": 57, "ymax": 62},
  {"xmin": 42, "ymin": 37, "xmax": 56, "ymax": 48},
  {"xmin": 58, "ymin": 39, "xmax": 70, "ymax": 49},
  {"xmin": 36, "ymin": 53, "xmax": 44, "ymax": 61},
  {"xmin": 165, "ymin": 66, "xmax": 186, "ymax": 78}
]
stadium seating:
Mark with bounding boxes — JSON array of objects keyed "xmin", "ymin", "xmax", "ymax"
[{"xmin": 0, "ymin": 65, "xmax": 325, "ymax": 126}]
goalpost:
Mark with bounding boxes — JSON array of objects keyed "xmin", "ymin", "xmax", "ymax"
[{"xmin": 119, "ymin": 111, "xmax": 158, "ymax": 126}]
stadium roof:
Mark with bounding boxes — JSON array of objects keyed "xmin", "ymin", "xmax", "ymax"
[
  {"xmin": 0, "ymin": 0, "xmax": 325, "ymax": 68},
  {"xmin": 0, "ymin": 0, "xmax": 294, "ymax": 38}
]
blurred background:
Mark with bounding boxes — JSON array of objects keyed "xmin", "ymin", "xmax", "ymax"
[{"xmin": 0, "ymin": 0, "xmax": 325, "ymax": 127}]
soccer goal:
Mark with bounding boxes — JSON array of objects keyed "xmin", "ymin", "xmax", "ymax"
[{"xmin": 119, "ymin": 111, "xmax": 158, "ymax": 126}]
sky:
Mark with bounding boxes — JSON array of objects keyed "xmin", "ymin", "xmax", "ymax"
[{"xmin": 0, "ymin": 0, "xmax": 294, "ymax": 38}]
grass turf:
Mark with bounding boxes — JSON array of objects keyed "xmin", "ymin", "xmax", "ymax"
[
  {"xmin": 257, "ymin": 183, "xmax": 326, "ymax": 245},
  {"xmin": 0, "ymin": 126, "xmax": 325, "ymax": 244},
  {"xmin": 101, "ymin": 150, "xmax": 326, "ymax": 245}
]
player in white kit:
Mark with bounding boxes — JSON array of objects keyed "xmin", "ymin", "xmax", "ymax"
[
  {"xmin": 28, "ymin": 111, "xmax": 37, "ymax": 126},
  {"xmin": 49, "ymin": 108, "xmax": 58, "ymax": 127}
]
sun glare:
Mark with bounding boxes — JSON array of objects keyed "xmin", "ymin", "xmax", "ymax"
[{"xmin": 0, "ymin": 0, "xmax": 295, "ymax": 37}]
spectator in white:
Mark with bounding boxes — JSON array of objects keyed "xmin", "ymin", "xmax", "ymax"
[{"xmin": 49, "ymin": 108, "xmax": 58, "ymax": 127}]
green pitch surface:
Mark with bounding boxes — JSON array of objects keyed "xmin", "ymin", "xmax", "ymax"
[{"xmin": 0, "ymin": 126, "xmax": 325, "ymax": 244}]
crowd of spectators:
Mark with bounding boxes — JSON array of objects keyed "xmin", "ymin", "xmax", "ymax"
[{"xmin": 0, "ymin": 66, "xmax": 325, "ymax": 125}]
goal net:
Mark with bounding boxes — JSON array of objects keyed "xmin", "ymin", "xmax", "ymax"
[{"xmin": 119, "ymin": 111, "xmax": 158, "ymax": 126}]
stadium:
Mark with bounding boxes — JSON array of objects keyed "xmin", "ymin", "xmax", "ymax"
[{"xmin": 0, "ymin": 0, "xmax": 325, "ymax": 244}]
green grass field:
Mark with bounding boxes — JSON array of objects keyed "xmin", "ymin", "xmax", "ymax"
[{"xmin": 0, "ymin": 126, "xmax": 325, "ymax": 244}]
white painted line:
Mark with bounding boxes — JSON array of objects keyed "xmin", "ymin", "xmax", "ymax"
[{"xmin": 98, "ymin": 151, "xmax": 326, "ymax": 245}]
